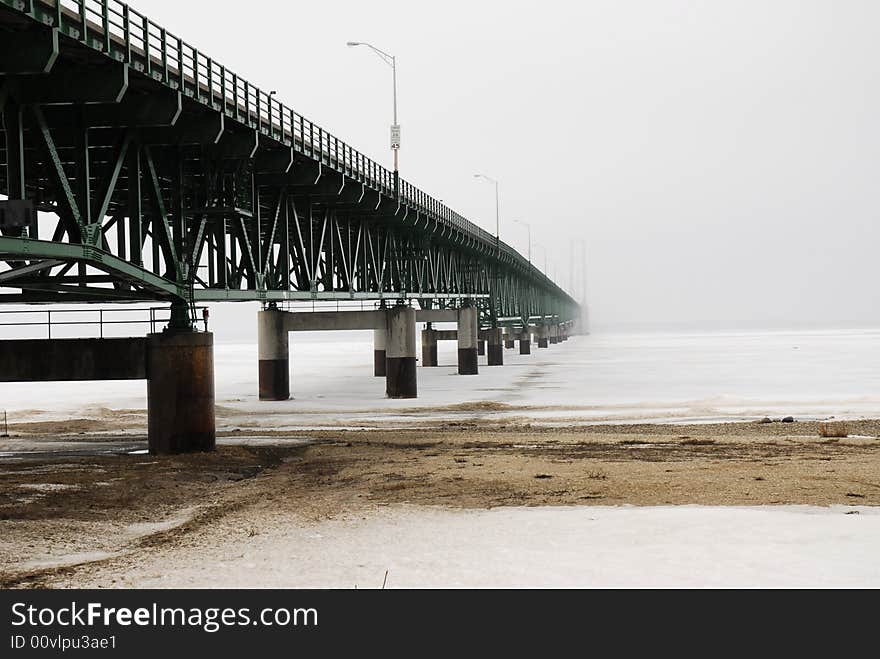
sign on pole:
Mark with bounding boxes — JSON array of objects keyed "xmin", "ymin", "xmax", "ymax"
[{"xmin": 390, "ymin": 124, "xmax": 401, "ymax": 150}]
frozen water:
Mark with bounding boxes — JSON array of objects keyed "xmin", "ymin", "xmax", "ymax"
[{"xmin": 1, "ymin": 328, "xmax": 879, "ymax": 427}]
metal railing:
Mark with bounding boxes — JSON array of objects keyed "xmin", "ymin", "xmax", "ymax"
[
  {"xmin": 0, "ymin": 306, "xmax": 209, "ymax": 337},
  {"xmin": 1, "ymin": 0, "xmax": 567, "ymax": 297}
]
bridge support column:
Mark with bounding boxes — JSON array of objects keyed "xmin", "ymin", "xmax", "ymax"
[
  {"xmin": 504, "ymin": 333, "xmax": 515, "ymax": 350},
  {"xmin": 386, "ymin": 307, "xmax": 417, "ymax": 399},
  {"xmin": 421, "ymin": 327, "xmax": 439, "ymax": 367},
  {"xmin": 520, "ymin": 333, "xmax": 532, "ymax": 355},
  {"xmin": 147, "ymin": 331, "xmax": 215, "ymax": 455},
  {"xmin": 373, "ymin": 328, "xmax": 387, "ymax": 377},
  {"xmin": 258, "ymin": 309, "xmax": 290, "ymax": 401},
  {"xmin": 477, "ymin": 339, "xmax": 486, "ymax": 357},
  {"xmin": 457, "ymin": 306, "xmax": 479, "ymax": 375},
  {"xmin": 549, "ymin": 325, "xmax": 558, "ymax": 345},
  {"xmin": 487, "ymin": 328, "xmax": 504, "ymax": 366},
  {"xmin": 537, "ymin": 326, "xmax": 549, "ymax": 349}
]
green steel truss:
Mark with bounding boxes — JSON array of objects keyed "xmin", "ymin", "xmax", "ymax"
[{"xmin": 0, "ymin": 0, "xmax": 579, "ymax": 327}]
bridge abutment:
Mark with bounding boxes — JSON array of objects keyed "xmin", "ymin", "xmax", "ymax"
[
  {"xmin": 457, "ymin": 306, "xmax": 479, "ymax": 375},
  {"xmin": 258, "ymin": 309, "xmax": 290, "ymax": 401},
  {"xmin": 386, "ymin": 307, "xmax": 417, "ymax": 399},
  {"xmin": 147, "ymin": 331, "xmax": 215, "ymax": 455}
]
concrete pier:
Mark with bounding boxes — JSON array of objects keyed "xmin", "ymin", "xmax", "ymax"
[
  {"xmin": 477, "ymin": 339, "xmax": 486, "ymax": 357},
  {"xmin": 421, "ymin": 327, "xmax": 439, "ymax": 367},
  {"xmin": 386, "ymin": 306, "xmax": 417, "ymax": 398},
  {"xmin": 147, "ymin": 331, "xmax": 215, "ymax": 455},
  {"xmin": 457, "ymin": 306, "xmax": 479, "ymax": 375},
  {"xmin": 550, "ymin": 324, "xmax": 559, "ymax": 345},
  {"xmin": 537, "ymin": 325, "xmax": 549, "ymax": 349},
  {"xmin": 519, "ymin": 333, "xmax": 532, "ymax": 355},
  {"xmin": 504, "ymin": 333, "xmax": 516, "ymax": 349},
  {"xmin": 487, "ymin": 328, "xmax": 504, "ymax": 366},
  {"xmin": 258, "ymin": 309, "xmax": 290, "ymax": 401},
  {"xmin": 373, "ymin": 328, "xmax": 387, "ymax": 377}
]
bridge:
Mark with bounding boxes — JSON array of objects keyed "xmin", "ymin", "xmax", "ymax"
[{"xmin": 0, "ymin": 0, "xmax": 581, "ymax": 453}]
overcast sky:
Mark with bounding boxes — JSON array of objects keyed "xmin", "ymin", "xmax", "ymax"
[{"xmin": 132, "ymin": 0, "xmax": 880, "ymax": 331}]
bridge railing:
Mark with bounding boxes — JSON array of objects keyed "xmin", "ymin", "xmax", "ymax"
[
  {"xmin": 5, "ymin": 0, "xmax": 572, "ymax": 301},
  {"xmin": 0, "ymin": 306, "xmax": 209, "ymax": 338}
]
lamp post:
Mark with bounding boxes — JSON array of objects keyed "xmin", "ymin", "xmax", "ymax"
[
  {"xmin": 474, "ymin": 173, "xmax": 502, "ymax": 328},
  {"xmin": 347, "ymin": 41, "xmax": 399, "ymax": 195},
  {"xmin": 473, "ymin": 173, "xmax": 500, "ymax": 243}
]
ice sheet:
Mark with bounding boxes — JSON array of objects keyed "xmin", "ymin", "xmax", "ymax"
[{"xmin": 2, "ymin": 329, "xmax": 880, "ymax": 428}]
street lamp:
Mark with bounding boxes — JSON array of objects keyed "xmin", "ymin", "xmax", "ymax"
[
  {"xmin": 512, "ymin": 219, "xmax": 531, "ymax": 267},
  {"xmin": 473, "ymin": 173, "xmax": 500, "ymax": 243},
  {"xmin": 347, "ymin": 41, "xmax": 400, "ymax": 189}
]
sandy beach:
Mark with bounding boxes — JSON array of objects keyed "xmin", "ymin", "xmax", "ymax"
[{"xmin": 2, "ymin": 419, "xmax": 879, "ymax": 588}]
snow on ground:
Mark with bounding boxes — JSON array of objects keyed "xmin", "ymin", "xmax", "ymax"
[{"xmin": 122, "ymin": 505, "xmax": 879, "ymax": 589}]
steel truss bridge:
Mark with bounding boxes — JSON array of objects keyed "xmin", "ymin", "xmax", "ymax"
[{"xmin": 0, "ymin": 0, "xmax": 579, "ymax": 329}]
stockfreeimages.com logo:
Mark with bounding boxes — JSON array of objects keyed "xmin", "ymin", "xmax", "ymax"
[{"xmin": 11, "ymin": 601, "xmax": 318, "ymax": 634}]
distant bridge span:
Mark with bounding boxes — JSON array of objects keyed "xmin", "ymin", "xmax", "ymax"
[{"xmin": 0, "ymin": 0, "xmax": 579, "ymax": 329}]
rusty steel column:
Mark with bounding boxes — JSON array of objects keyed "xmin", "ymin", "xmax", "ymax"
[
  {"xmin": 374, "ymin": 328, "xmax": 387, "ymax": 377},
  {"xmin": 421, "ymin": 327, "xmax": 439, "ymax": 367},
  {"xmin": 147, "ymin": 331, "xmax": 215, "ymax": 455},
  {"xmin": 457, "ymin": 305, "xmax": 479, "ymax": 375},
  {"xmin": 386, "ymin": 306, "xmax": 417, "ymax": 398},
  {"xmin": 258, "ymin": 308, "xmax": 290, "ymax": 401},
  {"xmin": 487, "ymin": 327, "xmax": 504, "ymax": 366}
]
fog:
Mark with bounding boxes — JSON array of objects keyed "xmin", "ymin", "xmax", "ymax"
[{"xmin": 17, "ymin": 0, "xmax": 880, "ymax": 333}]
